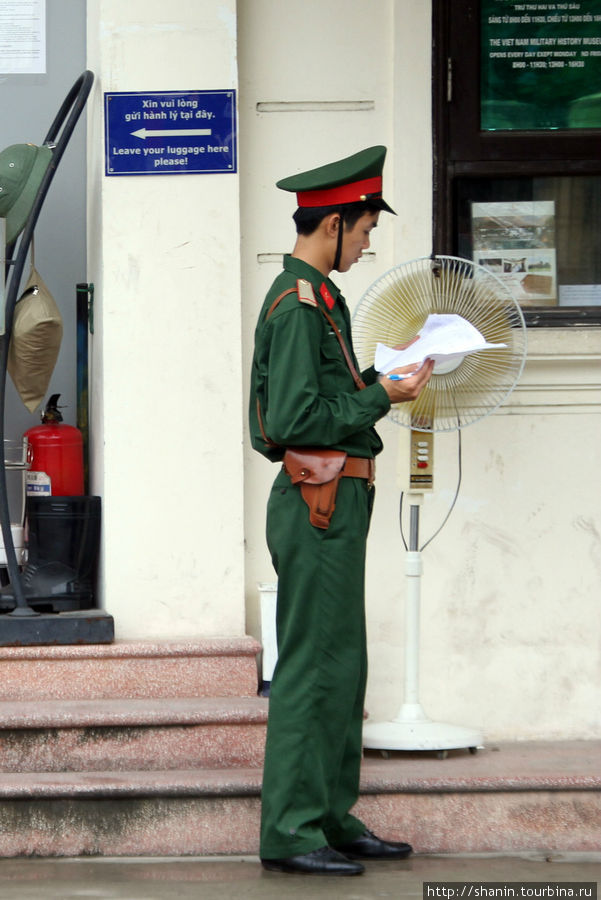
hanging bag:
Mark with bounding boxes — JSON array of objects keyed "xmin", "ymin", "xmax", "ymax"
[{"xmin": 7, "ymin": 237, "xmax": 63, "ymax": 413}]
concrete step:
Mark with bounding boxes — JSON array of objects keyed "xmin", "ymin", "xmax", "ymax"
[
  {"xmin": 0, "ymin": 742, "xmax": 597, "ymax": 856},
  {"xmin": 0, "ymin": 638, "xmax": 261, "ymax": 701},
  {"xmin": 357, "ymin": 740, "xmax": 601, "ymax": 855},
  {"xmin": 0, "ymin": 697, "xmax": 268, "ymax": 772},
  {"xmin": 0, "ymin": 767, "xmax": 261, "ymax": 857}
]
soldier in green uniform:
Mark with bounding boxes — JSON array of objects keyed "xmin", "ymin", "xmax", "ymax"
[{"xmin": 249, "ymin": 146, "xmax": 433, "ymax": 876}]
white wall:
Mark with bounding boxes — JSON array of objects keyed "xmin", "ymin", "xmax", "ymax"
[
  {"xmin": 239, "ymin": 0, "xmax": 407, "ymax": 637},
  {"xmin": 366, "ymin": 329, "xmax": 601, "ymax": 741},
  {"xmin": 86, "ymin": 0, "xmax": 246, "ymax": 639},
  {"xmin": 84, "ymin": 0, "xmax": 601, "ymax": 737},
  {"xmin": 238, "ymin": 0, "xmax": 601, "ymax": 740}
]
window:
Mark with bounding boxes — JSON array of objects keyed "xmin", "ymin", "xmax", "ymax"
[{"xmin": 433, "ymin": 0, "xmax": 601, "ymax": 325}]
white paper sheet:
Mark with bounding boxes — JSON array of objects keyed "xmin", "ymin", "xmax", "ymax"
[
  {"xmin": 374, "ymin": 313, "xmax": 506, "ymax": 374},
  {"xmin": 0, "ymin": 0, "xmax": 46, "ymax": 75}
]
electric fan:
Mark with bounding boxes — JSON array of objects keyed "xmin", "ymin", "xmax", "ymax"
[{"xmin": 353, "ymin": 255, "xmax": 527, "ymax": 754}]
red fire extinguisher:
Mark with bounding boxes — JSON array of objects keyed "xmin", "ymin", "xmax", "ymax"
[{"xmin": 24, "ymin": 394, "xmax": 84, "ymax": 497}]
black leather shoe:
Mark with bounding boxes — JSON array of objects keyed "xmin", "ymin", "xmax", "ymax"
[
  {"xmin": 334, "ymin": 828, "xmax": 413, "ymax": 860},
  {"xmin": 261, "ymin": 846, "xmax": 365, "ymax": 875}
]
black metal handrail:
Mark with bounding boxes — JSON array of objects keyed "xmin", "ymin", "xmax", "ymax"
[{"xmin": 0, "ymin": 70, "xmax": 94, "ymax": 616}]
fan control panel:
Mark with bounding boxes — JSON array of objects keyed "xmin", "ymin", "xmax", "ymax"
[{"xmin": 409, "ymin": 430, "xmax": 433, "ymax": 491}]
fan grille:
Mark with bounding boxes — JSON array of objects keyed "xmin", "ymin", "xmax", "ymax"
[{"xmin": 352, "ymin": 255, "xmax": 527, "ymax": 432}]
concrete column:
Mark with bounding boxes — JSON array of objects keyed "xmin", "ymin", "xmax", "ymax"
[{"xmin": 86, "ymin": 0, "xmax": 245, "ymax": 639}]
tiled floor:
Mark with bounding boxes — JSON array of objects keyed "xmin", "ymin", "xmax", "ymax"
[{"xmin": 0, "ymin": 853, "xmax": 598, "ymax": 900}]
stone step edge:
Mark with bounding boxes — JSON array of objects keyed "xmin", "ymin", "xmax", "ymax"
[
  {"xmin": 0, "ymin": 697, "xmax": 268, "ymax": 729},
  {"xmin": 0, "ymin": 636, "xmax": 262, "ymax": 662},
  {"xmin": 0, "ymin": 761, "xmax": 598, "ymax": 801}
]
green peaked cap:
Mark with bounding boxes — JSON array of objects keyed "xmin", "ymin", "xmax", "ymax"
[
  {"xmin": 0, "ymin": 143, "xmax": 53, "ymax": 246},
  {"xmin": 277, "ymin": 145, "xmax": 395, "ymax": 214}
]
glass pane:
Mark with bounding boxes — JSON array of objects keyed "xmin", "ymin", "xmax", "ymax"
[
  {"xmin": 481, "ymin": 0, "xmax": 601, "ymax": 130},
  {"xmin": 455, "ymin": 175, "xmax": 601, "ymax": 307}
]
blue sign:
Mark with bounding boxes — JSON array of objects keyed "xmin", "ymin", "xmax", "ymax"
[{"xmin": 104, "ymin": 90, "xmax": 237, "ymax": 176}]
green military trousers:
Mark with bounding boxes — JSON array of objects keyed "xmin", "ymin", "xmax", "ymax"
[{"xmin": 260, "ymin": 466, "xmax": 375, "ymax": 859}]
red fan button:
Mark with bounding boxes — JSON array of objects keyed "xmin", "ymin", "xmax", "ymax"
[{"xmin": 417, "ymin": 461, "xmax": 429, "ymax": 469}]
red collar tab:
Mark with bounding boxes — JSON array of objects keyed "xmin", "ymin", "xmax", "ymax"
[
  {"xmin": 320, "ymin": 283, "xmax": 336, "ymax": 310},
  {"xmin": 297, "ymin": 176, "xmax": 382, "ymax": 208}
]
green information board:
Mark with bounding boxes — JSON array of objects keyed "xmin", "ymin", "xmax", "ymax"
[{"xmin": 481, "ymin": 0, "xmax": 601, "ymax": 129}]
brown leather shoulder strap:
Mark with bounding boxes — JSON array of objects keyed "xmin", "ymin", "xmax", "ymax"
[
  {"xmin": 257, "ymin": 288, "xmax": 298, "ymax": 450},
  {"xmin": 256, "ymin": 397, "xmax": 277, "ymax": 448},
  {"xmin": 266, "ymin": 287, "xmax": 297, "ymax": 320},
  {"xmin": 318, "ymin": 304, "xmax": 366, "ymax": 391},
  {"xmin": 265, "ymin": 284, "xmax": 365, "ymax": 391}
]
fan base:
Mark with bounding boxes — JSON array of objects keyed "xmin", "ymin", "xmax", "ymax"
[{"xmin": 363, "ymin": 717, "xmax": 483, "ymax": 752}]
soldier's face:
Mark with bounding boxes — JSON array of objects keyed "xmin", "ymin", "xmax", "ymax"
[{"xmin": 338, "ymin": 211, "xmax": 380, "ymax": 272}]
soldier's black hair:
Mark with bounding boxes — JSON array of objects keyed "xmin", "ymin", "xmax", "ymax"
[{"xmin": 292, "ymin": 201, "xmax": 381, "ymax": 236}]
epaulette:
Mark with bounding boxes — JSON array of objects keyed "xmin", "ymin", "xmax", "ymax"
[
  {"xmin": 297, "ymin": 278, "xmax": 318, "ymax": 308},
  {"xmin": 265, "ymin": 279, "xmax": 318, "ymax": 321}
]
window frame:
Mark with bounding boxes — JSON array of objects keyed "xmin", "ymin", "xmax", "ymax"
[{"xmin": 432, "ymin": 0, "xmax": 601, "ymax": 327}]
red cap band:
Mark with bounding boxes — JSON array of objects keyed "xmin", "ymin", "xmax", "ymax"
[{"xmin": 296, "ymin": 176, "xmax": 383, "ymax": 208}]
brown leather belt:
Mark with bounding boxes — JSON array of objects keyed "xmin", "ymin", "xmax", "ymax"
[
  {"xmin": 341, "ymin": 456, "xmax": 375, "ymax": 486},
  {"xmin": 282, "ymin": 449, "xmax": 375, "ymax": 529}
]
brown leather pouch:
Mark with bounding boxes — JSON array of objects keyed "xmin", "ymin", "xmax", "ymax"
[{"xmin": 283, "ymin": 448, "xmax": 347, "ymax": 530}]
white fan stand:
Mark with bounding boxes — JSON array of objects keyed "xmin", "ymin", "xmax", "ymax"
[
  {"xmin": 354, "ymin": 255, "xmax": 526, "ymax": 755},
  {"xmin": 362, "ymin": 498, "xmax": 483, "ymax": 755}
]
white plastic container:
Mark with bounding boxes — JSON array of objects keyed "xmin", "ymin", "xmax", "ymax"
[
  {"xmin": 258, "ymin": 581, "xmax": 278, "ymax": 690},
  {"xmin": 0, "ymin": 524, "xmax": 25, "ymax": 565},
  {"xmin": 0, "ymin": 439, "xmax": 29, "ymax": 565}
]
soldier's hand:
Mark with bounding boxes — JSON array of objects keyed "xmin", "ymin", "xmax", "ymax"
[
  {"xmin": 393, "ymin": 336, "xmax": 419, "ymax": 351},
  {"xmin": 378, "ymin": 357, "xmax": 435, "ymax": 403}
]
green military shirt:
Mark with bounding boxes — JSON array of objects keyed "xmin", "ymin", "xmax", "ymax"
[{"xmin": 249, "ymin": 254, "xmax": 391, "ymax": 462}]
